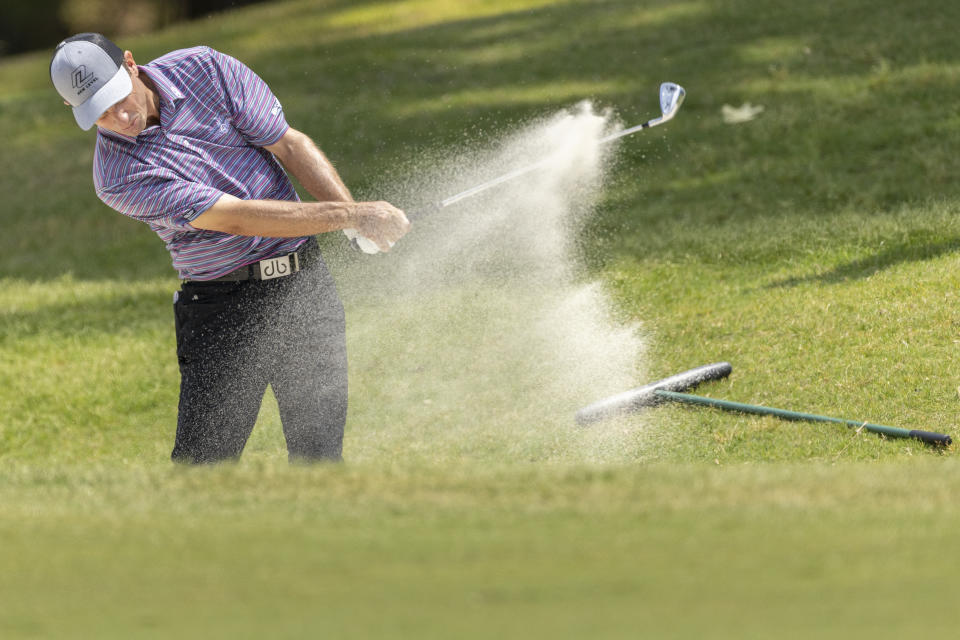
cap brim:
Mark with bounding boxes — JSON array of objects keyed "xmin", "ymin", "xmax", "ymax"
[{"xmin": 72, "ymin": 66, "xmax": 132, "ymax": 131}]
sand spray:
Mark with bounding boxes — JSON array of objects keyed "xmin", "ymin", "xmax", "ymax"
[{"xmin": 334, "ymin": 102, "xmax": 650, "ymax": 465}]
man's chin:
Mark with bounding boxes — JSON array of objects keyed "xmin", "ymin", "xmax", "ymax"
[
  {"xmin": 110, "ymin": 116, "xmax": 143, "ymax": 137},
  {"xmin": 123, "ymin": 123, "xmax": 143, "ymax": 137}
]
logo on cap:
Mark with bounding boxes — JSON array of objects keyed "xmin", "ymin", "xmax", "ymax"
[{"xmin": 71, "ymin": 64, "xmax": 98, "ymax": 95}]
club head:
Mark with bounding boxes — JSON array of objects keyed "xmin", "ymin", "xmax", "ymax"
[
  {"xmin": 594, "ymin": 82, "xmax": 687, "ymax": 143},
  {"xmin": 659, "ymin": 82, "xmax": 685, "ymax": 123}
]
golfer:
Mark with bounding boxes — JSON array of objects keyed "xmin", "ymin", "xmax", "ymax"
[{"xmin": 50, "ymin": 33, "xmax": 410, "ymax": 463}]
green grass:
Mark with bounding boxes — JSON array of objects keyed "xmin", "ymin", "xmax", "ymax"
[
  {"xmin": 3, "ymin": 0, "xmax": 960, "ymax": 636},
  {"xmin": 4, "ymin": 461, "xmax": 960, "ymax": 638}
]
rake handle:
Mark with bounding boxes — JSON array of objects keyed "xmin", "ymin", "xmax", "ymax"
[
  {"xmin": 906, "ymin": 430, "xmax": 954, "ymax": 446},
  {"xmin": 654, "ymin": 390, "xmax": 952, "ymax": 446}
]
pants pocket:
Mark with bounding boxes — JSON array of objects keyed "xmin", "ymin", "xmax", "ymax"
[{"xmin": 174, "ymin": 296, "xmax": 231, "ymax": 366}]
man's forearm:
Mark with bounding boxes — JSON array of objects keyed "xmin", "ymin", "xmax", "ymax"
[
  {"xmin": 215, "ymin": 128, "xmax": 411, "ymax": 250},
  {"xmin": 190, "ymin": 194, "xmax": 409, "ymax": 253},
  {"xmin": 191, "ymin": 194, "xmax": 358, "ymax": 237}
]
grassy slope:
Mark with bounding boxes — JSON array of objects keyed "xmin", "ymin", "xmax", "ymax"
[{"xmin": 3, "ymin": 0, "xmax": 960, "ymax": 636}]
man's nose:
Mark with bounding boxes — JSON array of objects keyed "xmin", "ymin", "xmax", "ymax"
[{"xmin": 112, "ymin": 106, "xmax": 130, "ymax": 124}]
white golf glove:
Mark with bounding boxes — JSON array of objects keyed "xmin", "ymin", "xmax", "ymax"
[{"xmin": 343, "ymin": 228, "xmax": 393, "ymax": 254}]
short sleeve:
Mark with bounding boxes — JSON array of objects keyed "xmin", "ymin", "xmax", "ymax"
[
  {"xmin": 209, "ymin": 49, "xmax": 289, "ymax": 147},
  {"xmin": 95, "ymin": 162, "xmax": 223, "ymax": 230}
]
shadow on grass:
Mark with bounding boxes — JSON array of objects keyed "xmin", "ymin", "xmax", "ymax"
[{"xmin": 767, "ymin": 236, "xmax": 960, "ymax": 288}]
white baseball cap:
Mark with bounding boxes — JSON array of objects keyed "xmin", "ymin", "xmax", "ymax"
[{"xmin": 50, "ymin": 33, "xmax": 133, "ymax": 131}]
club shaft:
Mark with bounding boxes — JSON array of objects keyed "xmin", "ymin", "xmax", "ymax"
[
  {"xmin": 655, "ymin": 390, "xmax": 952, "ymax": 445},
  {"xmin": 439, "ymin": 158, "xmax": 550, "ymax": 208},
  {"xmin": 597, "ymin": 120, "xmax": 654, "ymax": 144},
  {"xmin": 438, "ymin": 116, "xmax": 667, "ymax": 210}
]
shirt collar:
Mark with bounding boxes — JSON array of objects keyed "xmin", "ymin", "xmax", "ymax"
[{"xmin": 138, "ymin": 64, "xmax": 184, "ymax": 113}]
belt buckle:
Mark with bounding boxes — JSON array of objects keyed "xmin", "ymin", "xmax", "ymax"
[{"xmin": 257, "ymin": 250, "xmax": 300, "ymax": 281}]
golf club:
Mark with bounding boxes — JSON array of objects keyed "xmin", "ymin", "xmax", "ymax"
[
  {"xmin": 345, "ymin": 81, "xmax": 686, "ymax": 254},
  {"xmin": 576, "ymin": 363, "xmax": 952, "ymax": 446}
]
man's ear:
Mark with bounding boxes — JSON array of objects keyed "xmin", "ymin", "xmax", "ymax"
[
  {"xmin": 123, "ymin": 50, "xmax": 138, "ymax": 77},
  {"xmin": 63, "ymin": 100, "xmax": 70, "ymax": 106}
]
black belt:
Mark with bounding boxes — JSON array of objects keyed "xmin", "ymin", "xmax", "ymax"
[{"xmin": 185, "ymin": 239, "xmax": 314, "ymax": 283}]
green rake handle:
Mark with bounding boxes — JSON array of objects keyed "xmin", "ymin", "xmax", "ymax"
[{"xmin": 655, "ymin": 391, "xmax": 952, "ymax": 446}]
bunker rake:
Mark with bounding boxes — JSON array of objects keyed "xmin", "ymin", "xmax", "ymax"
[{"xmin": 576, "ymin": 362, "xmax": 952, "ymax": 446}]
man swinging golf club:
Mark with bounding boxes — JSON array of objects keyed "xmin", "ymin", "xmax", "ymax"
[{"xmin": 50, "ymin": 33, "xmax": 410, "ymax": 463}]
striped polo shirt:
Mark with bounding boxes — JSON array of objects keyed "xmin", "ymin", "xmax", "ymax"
[{"xmin": 94, "ymin": 46, "xmax": 308, "ymax": 281}]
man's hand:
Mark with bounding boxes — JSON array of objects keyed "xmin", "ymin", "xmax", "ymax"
[{"xmin": 350, "ymin": 201, "xmax": 411, "ymax": 252}]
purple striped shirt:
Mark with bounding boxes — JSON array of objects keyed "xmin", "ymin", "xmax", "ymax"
[{"xmin": 94, "ymin": 46, "xmax": 307, "ymax": 280}]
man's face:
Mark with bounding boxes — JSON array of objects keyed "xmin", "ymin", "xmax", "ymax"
[{"xmin": 94, "ymin": 69, "xmax": 151, "ymax": 137}]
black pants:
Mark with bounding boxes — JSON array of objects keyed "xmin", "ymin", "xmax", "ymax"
[{"xmin": 171, "ymin": 240, "xmax": 347, "ymax": 463}]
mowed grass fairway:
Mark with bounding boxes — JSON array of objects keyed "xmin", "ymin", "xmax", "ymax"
[{"xmin": 3, "ymin": 0, "xmax": 960, "ymax": 637}]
